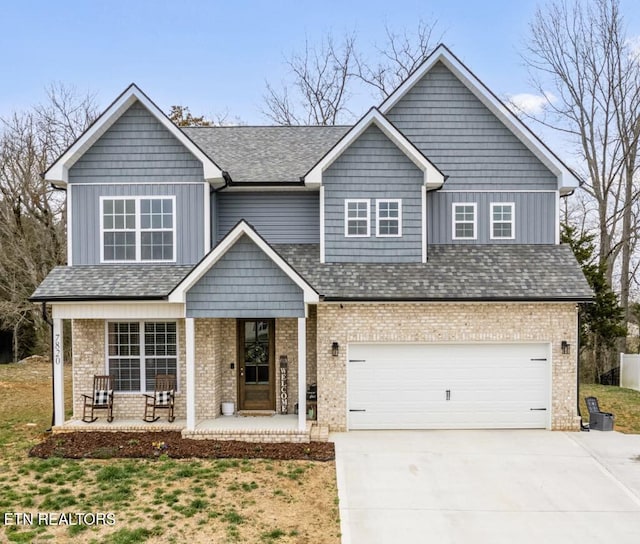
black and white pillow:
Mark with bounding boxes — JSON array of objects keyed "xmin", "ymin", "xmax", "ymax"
[
  {"xmin": 155, "ymin": 390, "xmax": 174, "ymax": 406},
  {"xmin": 94, "ymin": 390, "xmax": 112, "ymax": 405}
]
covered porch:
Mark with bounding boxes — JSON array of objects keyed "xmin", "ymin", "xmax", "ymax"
[{"xmin": 48, "ymin": 222, "xmax": 322, "ymax": 442}]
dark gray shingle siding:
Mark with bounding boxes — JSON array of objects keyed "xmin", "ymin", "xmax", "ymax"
[
  {"xmin": 30, "ymin": 265, "xmax": 193, "ymax": 300},
  {"xmin": 182, "ymin": 126, "xmax": 349, "ymax": 182},
  {"xmin": 31, "ymin": 244, "xmax": 592, "ymax": 302}
]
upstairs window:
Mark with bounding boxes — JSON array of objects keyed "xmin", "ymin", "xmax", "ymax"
[
  {"xmin": 376, "ymin": 199, "xmax": 402, "ymax": 237},
  {"xmin": 101, "ymin": 196, "xmax": 175, "ymax": 262},
  {"xmin": 452, "ymin": 203, "xmax": 477, "ymax": 240},
  {"xmin": 491, "ymin": 203, "xmax": 515, "ymax": 239},
  {"xmin": 345, "ymin": 199, "xmax": 370, "ymax": 237}
]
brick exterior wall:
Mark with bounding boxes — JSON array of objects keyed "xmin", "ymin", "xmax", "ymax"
[
  {"xmin": 70, "ymin": 316, "xmax": 317, "ymax": 422},
  {"xmin": 315, "ymin": 302, "xmax": 579, "ymax": 432},
  {"xmin": 71, "ymin": 319, "xmax": 187, "ymax": 421}
]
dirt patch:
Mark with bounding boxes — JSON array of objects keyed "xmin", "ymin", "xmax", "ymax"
[{"xmin": 30, "ymin": 431, "xmax": 335, "ymax": 461}]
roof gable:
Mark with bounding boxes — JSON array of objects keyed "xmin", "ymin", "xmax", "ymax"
[
  {"xmin": 380, "ymin": 44, "xmax": 580, "ymax": 195},
  {"xmin": 44, "ymin": 84, "xmax": 224, "ymax": 187},
  {"xmin": 169, "ymin": 221, "xmax": 318, "ymax": 305},
  {"xmin": 304, "ymin": 108, "xmax": 445, "ymax": 189}
]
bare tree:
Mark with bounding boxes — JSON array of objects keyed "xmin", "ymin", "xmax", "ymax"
[
  {"xmin": 354, "ymin": 20, "xmax": 442, "ymax": 99},
  {"xmin": 263, "ymin": 33, "xmax": 357, "ymax": 125},
  {"xmin": 263, "ymin": 21, "xmax": 442, "ymax": 126},
  {"xmin": 521, "ymin": 0, "xmax": 640, "ymax": 326},
  {"xmin": 0, "ymin": 85, "xmax": 98, "ymax": 360}
]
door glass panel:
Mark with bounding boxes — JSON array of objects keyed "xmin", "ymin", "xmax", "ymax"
[{"xmin": 243, "ymin": 320, "xmax": 270, "ymax": 385}]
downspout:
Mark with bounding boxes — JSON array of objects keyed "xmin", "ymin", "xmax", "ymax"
[
  {"xmin": 42, "ymin": 302, "xmax": 54, "ymax": 432},
  {"xmin": 577, "ymin": 304, "xmax": 589, "ymax": 431}
]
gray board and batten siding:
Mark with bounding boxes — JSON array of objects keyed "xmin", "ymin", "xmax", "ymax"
[
  {"xmin": 68, "ymin": 101, "xmax": 204, "ymax": 184},
  {"xmin": 71, "ymin": 183, "xmax": 205, "ymax": 266},
  {"xmin": 385, "ymin": 61, "xmax": 558, "ymax": 191},
  {"xmin": 216, "ymin": 192, "xmax": 320, "ymax": 244},
  {"xmin": 185, "ymin": 234, "xmax": 305, "ymax": 318},
  {"xmin": 428, "ymin": 191, "xmax": 557, "ymax": 245},
  {"xmin": 323, "ymin": 123, "xmax": 423, "ymax": 263}
]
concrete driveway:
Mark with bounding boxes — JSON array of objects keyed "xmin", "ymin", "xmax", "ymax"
[{"xmin": 332, "ymin": 430, "xmax": 640, "ymax": 544}]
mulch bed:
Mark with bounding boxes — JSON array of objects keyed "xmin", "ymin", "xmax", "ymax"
[{"xmin": 29, "ymin": 431, "xmax": 334, "ymax": 461}]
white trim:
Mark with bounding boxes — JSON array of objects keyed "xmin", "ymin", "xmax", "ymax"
[
  {"xmin": 297, "ymin": 317, "xmax": 307, "ymax": 432},
  {"xmin": 421, "ymin": 186, "xmax": 427, "ymax": 263},
  {"xmin": 452, "ymin": 202, "xmax": 477, "ymax": 240},
  {"xmin": 375, "ymin": 199, "xmax": 402, "ymax": 237},
  {"xmin": 379, "ymin": 45, "xmax": 580, "ymax": 195},
  {"xmin": 67, "ymin": 185, "xmax": 73, "ymax": 266},
  {"xmin": 53, "ymin": 318, "xmax": 65, "ymax": 426},
  {"xmin": 344, "ymin": 199, "xmax": 371, "ymax": 238},
  {"xmin": 169, "ymin": 220, "xmax": 319, "ymax": 304},
  {"xmin": 490, "ymin": 202, "xmax": 515, "ymax": 240},
  {"xmin": 555, "ymin": 190, "xmax": 561, "ymax": 245},
  {"xmin": 305, "ymin": 108, "xmax": 444, "ymax": 189},
  {"xmin": 185, "ymin": 318, "xmax": 196, "ymax": 431},
  {"xmin": 68, "ymin": 181, "xmax": 207, "ymax": 187},
  {"xmin": 51, "ymin": 302, "xmax": 184, "ymax": 320},
  {"xmin": 439, "ymin": 189, "xmax": 557, "ymax": 193},
  {"xmin": 45, "ymin": 84, "xmax": 224, "ymax": 187},
  {"xmin": 99, "ymin": 195, "xmax": 177, "ymax": 263},
  {"xmin": 203, "ymin": 183, "xmax": 211, "ymax": 253},
  {"xmin": 105, "ymin": 320, "xmax": 180, "ymax": 394},
  {"xmin": 320, "ymin": 186, "xmax": 326, "ymax": 263}
]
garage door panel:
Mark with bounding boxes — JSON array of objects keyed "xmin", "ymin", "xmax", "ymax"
[{"xmin": 347, "ymin": 343, "xmax": 549, "ymax": 430}]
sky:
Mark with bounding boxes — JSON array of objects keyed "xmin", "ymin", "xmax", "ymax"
[{"xmin": 2, "ymin": 0, "xmax": 640, "ymax": 159}]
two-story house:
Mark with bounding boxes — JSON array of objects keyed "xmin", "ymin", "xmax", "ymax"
[{"xmin": 32, "ymin": 45, "xmax": 592, "ymax": 442}]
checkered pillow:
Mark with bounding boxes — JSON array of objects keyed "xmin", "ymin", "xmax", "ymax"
[
  {"xmin": 93, "ymin": 389, "xmax": 112, "ymax": 405},
  {"xmin": 155, "ymin": 390, "xmax": 174, "ymax": 406}
]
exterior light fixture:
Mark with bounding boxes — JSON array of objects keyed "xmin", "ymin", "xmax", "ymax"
[
  {"xmin": 561, "ymin": 341, "xmax": 570, "ymax": 355},
  {"xmin": 331, "ymin": 342, "xmax": 339, "ymax": 357}
]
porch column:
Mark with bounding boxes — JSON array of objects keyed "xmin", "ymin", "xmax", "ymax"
[
  {"xmin": 185, "ymin": 317, "xmax": 196, "ymax": 430},
  {"xmin": 297, "ymin": 317, "xmax": 306, "ymax": 431},
  {"xmin": 52, "ymin": 318, "xmax": 65, "ymax": 427}
]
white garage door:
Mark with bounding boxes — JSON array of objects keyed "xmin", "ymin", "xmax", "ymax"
[{"xmin": 347, "ymin": 343, "xmax": 550, "ymax": 430}]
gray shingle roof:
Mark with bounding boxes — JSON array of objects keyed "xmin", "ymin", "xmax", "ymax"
[
  {"xmin": 274, "ymin": 244, "xmax": 593, "ymax": 301},
  {"xmin": 30, "ymin": 265, "xmax": 192, "ymax": 301},
  {"xmin": 182, "ymin": 126, "xmax": 349, "ymax": 182},
  {"xmin": 31, "ymin": 245, "xmax": 592, "ymax": 302}
]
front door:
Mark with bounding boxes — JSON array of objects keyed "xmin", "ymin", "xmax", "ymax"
[{"xmin": 237, "ymin": 319, "xmax": 275, "ymax": 411}]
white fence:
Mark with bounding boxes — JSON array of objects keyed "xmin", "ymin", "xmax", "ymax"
[{"xmin": 620, "ymin": 353, "xmax": 640, "ymax": 392}]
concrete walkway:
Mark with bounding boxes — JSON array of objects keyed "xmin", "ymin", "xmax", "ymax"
[{"xmin": 332, "ymin": 430, "xmax": 640, "ymax": 544}]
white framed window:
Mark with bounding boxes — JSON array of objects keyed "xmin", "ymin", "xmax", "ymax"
[
  {"xmin": 101, "ymin": 196, "xmax": 176, "ymax": 262},
  {"xmin": 345, "ymin": 199, "xmax": 370, "ymax": 237},
  {"xmin": 106, "ymin": 321, "xmax": 178, "ymax": 392},
  {"xmin": 376, "ymin": 199, "xmax": 402, "ymax": 237},
  {"xmin": 490, "ymin": 202, "xmax": 515, "ymax": 239},
  {"xmin": 452, "ymin": 203, "xmax": 477, "ymax": 240}
]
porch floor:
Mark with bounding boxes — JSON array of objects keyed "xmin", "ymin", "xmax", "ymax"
[{"xmin": 54, "ymin": 415, "xmax": 327, "ymax": 442}]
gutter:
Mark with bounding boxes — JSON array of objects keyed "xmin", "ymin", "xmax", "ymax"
[
  {"xmin": 321, "ymin": 296, "xmax": 595, "ymax": 303},
  {"xmin": 29, "ymin": 295, "xmax": 168, "ymax": 303}
]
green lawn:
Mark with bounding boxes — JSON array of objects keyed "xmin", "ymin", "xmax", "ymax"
[
  {"xmin": 579, "ymin": 383, "xmax": 640, "ymax": 433},
  {"xmin": 0, "ymin": 359, "xmax": 340, "ymax": 544}
]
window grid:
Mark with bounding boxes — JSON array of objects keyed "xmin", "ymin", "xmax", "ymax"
[
  {"xmin": 345, "ymin": 199, "xmax": 370, "ymax": 237},
  {"xmin": 453, "ymin": 203, "xmax": 477, "ymax": 240},
  {"xmin": 107, "ymin": 321, "xmax": 178, "ymax": 392},
  {"xmin": 491, "ymin": 203, "xmax": 515, "ymax": 240},
  {"xmin": 101, "ymin": 197, "xmax": 175, "ymax": 263},
  {"xmin": 376, "ymin": 199, "xmax": 402, "ymax": 237}
]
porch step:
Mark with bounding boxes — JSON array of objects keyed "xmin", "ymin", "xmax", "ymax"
[
  {"xmin": 236, "ymin": 410, "xmax": 276, "ymax": 417},
  {"xmin": 310, "ymin": 424, "xmax": 330, "ymax": 442}
]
